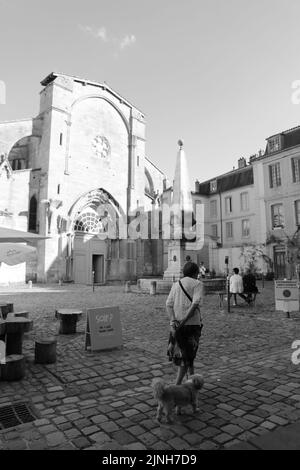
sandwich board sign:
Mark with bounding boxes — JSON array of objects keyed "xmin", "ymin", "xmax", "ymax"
[
  {"xmin": 274, "ymin": 280, "xmax": 299, "ymax": 314},
  {"xmin": 85, "ymin": 306, "xmax": 122, "ymax": 351}
]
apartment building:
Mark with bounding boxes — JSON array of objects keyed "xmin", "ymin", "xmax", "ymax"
[
  {"xmin": 252, "ymin": 125, "xmax": 300, "ymax": 278},
  {"xmin": 194, "ymin": 158, "xmax": 257, "ymax": 275},
  {"xmin": 194, "ymin": 126, "xmax": 300, "ymax": 278}
]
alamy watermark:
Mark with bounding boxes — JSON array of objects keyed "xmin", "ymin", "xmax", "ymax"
[
  {"xmin": 291, "ymin": 340, "xmax": 300, "ymax": 365},
  {"xmin": 291, "ymin": 80, "xmax": 300, "ymax": 104},
  {"xmin": 0, "ymin": 80, "xmax": 6, "ymax": 104},
  {"xmin": 83, "ymin": 201, "xmax": 205, "ymax": 248}
]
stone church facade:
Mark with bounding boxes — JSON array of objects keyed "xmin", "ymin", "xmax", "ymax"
[{"xmin": 0, "ymin": 72, "xmax": 166, "ymax": 284}]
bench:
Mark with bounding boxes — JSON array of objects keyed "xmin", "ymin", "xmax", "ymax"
[
  {"xmin": 217, "ymin": 290, "xmax": 260, "ymax": 309},
  {"xmin": 244, "ymin": 291, "xmax": 260, "ymax": 307},
  {"xmin": 202, "ymin": 278, "xmax": 227, "ymax": 296}
]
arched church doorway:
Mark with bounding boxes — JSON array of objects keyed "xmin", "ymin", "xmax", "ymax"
[{"xmin": 69, "ymin": 188, "xmax": 123, "ymax": 284}]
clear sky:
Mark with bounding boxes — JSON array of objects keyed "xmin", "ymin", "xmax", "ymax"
[{"xmin": 1, "ymin": 0, "xmax": 300, "ymax": 185}]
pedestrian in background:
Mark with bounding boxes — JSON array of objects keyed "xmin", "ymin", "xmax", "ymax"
[
  {"xmin": 230, "ymin": 267, "xmax": 249, "ymax": 306},
  {"xmin": 242, "ymin": 268, "xmax": 258, "ymax": 303},
  {"xmin": 199, "ymin": 261, "xmax": 206, "ymax": 279}
]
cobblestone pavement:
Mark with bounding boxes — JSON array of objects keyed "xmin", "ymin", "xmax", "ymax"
[{"xmin": 0, "ymin": 281, "xmax": 299, "ymax": 450}]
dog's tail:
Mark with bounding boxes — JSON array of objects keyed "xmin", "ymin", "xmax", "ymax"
[{"xmin": 151, "ymin": 378, "xmax": 166, "ymax": 400}]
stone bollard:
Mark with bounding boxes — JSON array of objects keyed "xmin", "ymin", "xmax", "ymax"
[
  {"xmin": 35, "ymin": 338, "xmax": 57, "ymax": 364},
  {"xmin": 137, "ymin": 279, "xmax": 141, "ymax": 292},
  {"xmin": 0, "ymin": 321, "xmax": 6, "ymax": 349},
  {"xmin": 0, "ymin": 304, "xmax": 9, "ymax": 320},
  {"xmin": 150, "ymin": 280, "xmax": 157, "ymax": 295},
  {"xmin": 6, "ymin": 303, "xmax": 14, "ymax": 313},
  {"xmin": 124, "ymin": 281, "xmax": 131, "ymax": 293},
  {"xmin": 13, "ymin": 311, "xmax": 29, "ymax": 319},
  {"xmin": 0, "ymin": 354, "xmax": 25, "ymax": 381},
  {"xmin": 28, "ymin": 280, "xmax": 32, "ymax": 289},
  {"xmin": 56, "ymin": 310, "xmax": 82, "ymax": 334}
]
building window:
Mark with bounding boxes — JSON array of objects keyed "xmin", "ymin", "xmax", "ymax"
[
  {"xmin": 242, "ymin": 219, "xmax": 250, "ymax": 237},
  {"xmin": 210, "ymin": 200, "xmax": 217, "ymax": 218},
  {"xmin": 271, "ymin": 203, "xmax": 284, "ymax": 228},
  {"xmin": 269, "ymin": 163, "xmax": 281, "ymax": 188},
  {"xmin": 291, "ymin": 157, "xmax": 300, "ymax": 183},
  {"xmin": 225, "ymin": 222, "xmax": 233, "ymax": 238},
  {"xmin": 225, "ymin": 196, "xmax": 232, "ymax": 214},
  {"xmin": 211, "ymin": 224, "xmax": 218, "ymax": 238},
  {"xmin": 240, "ymin": 192, "xmax": 249, "ymax": 211},
  {"xmin": 28, "ymin": 195, "xmax": 37, "ymax": 232},
  {"xmin": 74, "ymin": 210, "xmax": 107, "ymax": 234},
  {"xmin": 268, "ymin": 135, "xmax": 281, "ymax": 153},
  {"xmin": 210, "ymin": 179, "xmax": 217, "ymax": 193},
  {"xmin": 57, "ymin": 184, "xmax": 60, "ymax": 195},
  {"xmin": 295, "ymin": 200, "xmax": 300, "ymax": 226},
  {"xmin": 59, "ymin": 133, "xmax": 63, "ymax": 146},
  {"xmin": 137, "ymin": 155, "xmax": 139, "ymax": 166}
]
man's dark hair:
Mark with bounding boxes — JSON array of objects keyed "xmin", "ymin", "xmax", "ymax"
[
  {"xmin": 233, "ymin": 267, "xmax": 239, "ymax": 274},
  {"xmin": 183, "ymin": 261, "xmax": 199, "ymax": 278}
]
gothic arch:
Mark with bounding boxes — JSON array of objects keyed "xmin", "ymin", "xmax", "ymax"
[
  {"xmin": 68, "ymin": 188, "xmax": 125, "ymax": 236},
  {"xmin": 70, "ymin": 94, "xmax": 130, "ymax": 134},
  {"xmin": 8, "ymin": 135, "xmax": 39, "ymax": 170}
]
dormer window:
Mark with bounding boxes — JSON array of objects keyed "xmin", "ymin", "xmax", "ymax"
[
  {"xmin": 268, "ymin": 135, "xmax": 282, "ymax": 153},
  {"xmin": 210, "ymin": 179, "xmax": 217, "ymax": 193}
]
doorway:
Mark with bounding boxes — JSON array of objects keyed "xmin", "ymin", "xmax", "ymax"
[
  {"xmin": 92, "ymin": 254, "xmax": 104, "ymax": 284},
  {"xmin": 274, "ymin": 248, "xmax": 286, "ymax": 279}
]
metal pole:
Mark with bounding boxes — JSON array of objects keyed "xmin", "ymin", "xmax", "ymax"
[
  {"xmin": 92, "ymin": 270, "xmax": 95, "ymax": 292},
  {"xmin": 225, "ymin": 257, "xmax": 230, "ymax": 313},
  {"xmin": 227, "ymin": 269, "xmax": 230, "ymax": 313}
]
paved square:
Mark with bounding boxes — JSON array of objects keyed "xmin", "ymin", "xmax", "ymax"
[{"xmin": 0, "ymin": 281, "xmax": 299, "ymax": 450}]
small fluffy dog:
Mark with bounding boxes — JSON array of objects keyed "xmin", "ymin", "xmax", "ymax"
[{"xmin": 152, "ymin": 374, "xmax": 204, "ymax": 423}]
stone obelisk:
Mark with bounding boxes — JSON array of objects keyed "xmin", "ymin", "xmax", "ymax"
[{"xmin": 163, "ymin": 140, "xmax": 193, "ymax": 281}]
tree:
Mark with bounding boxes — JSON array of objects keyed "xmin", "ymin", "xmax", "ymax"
[{"xmin": 239, "ymin": 244, "xmax": 273, "ymax": 275}]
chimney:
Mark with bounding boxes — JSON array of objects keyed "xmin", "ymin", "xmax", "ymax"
[
  {"xmin": 238, "ymin": 157, "xmax": 247, "ymax": 169},
  {"xmin": 195, "ymin": 179, "xmax": 200, "ymax": 192}
]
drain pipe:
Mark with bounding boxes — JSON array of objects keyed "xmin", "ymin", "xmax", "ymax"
[{"xmin": 219, "ymin": 190, "xmax": 223, "ymax": 246}]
